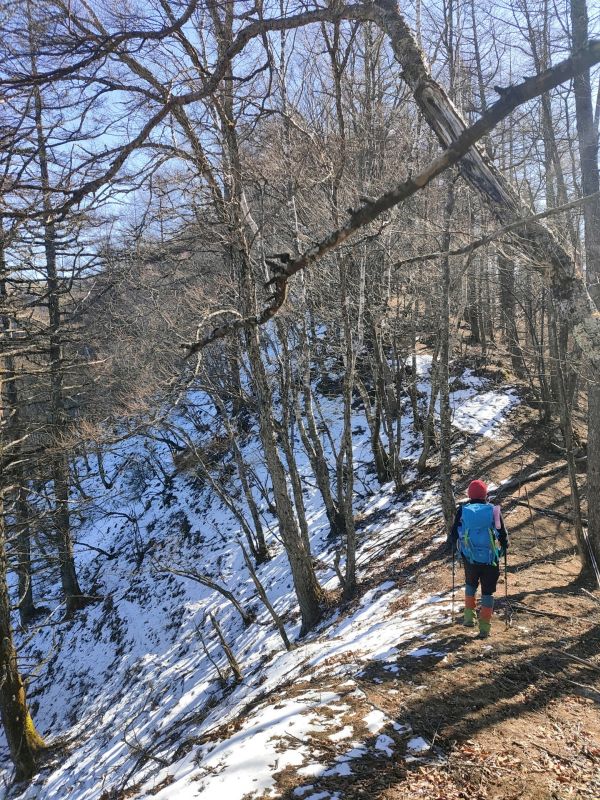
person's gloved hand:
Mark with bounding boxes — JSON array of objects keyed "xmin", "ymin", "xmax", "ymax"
[{"xmin": 498, "ymin": 533, "xmax": 508, "ymax": 557}]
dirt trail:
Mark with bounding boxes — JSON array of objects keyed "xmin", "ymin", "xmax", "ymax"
[
  {"xmin": 378, "ymin": 403, "xmax": 600, "ymax": 800},
  {"xmin": 273, "ymin": 403, "xmax": 600, "ymax": 800}
]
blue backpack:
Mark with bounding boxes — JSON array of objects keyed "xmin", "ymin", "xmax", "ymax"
[{"xmin": 458, "ymin": 503, "xmax": 500, "ymax": 565}]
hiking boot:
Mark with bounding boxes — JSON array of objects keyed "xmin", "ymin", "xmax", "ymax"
[
  {"xmin": 463, "ymin": 608, "xmax": 476, "ymax": 628},
  {"xmin": 478, "ymin": 621, "xmax": 491, "ymax": 638}
]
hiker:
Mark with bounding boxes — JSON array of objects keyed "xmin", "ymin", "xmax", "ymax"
[{"xmin": 448, "ymin": 479, "xmax": 508, "ymax": 638}]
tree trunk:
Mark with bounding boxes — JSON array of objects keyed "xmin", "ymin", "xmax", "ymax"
[
  {"xmin": 52, "ymin": 454, "xmax": 85, "ymax": 615},
  {"xmin": 209, "ymin": 612, "xmax": 243, "ymax": 683},
  {"xmin": 208, "ymin": 388, "xmax": 269, "ymax": 564},
  {"xmin": 409, "ymin": 301, "xmax": 422, "ymax": 432},
  {"xmin": 570, "ymin": 0, "xmax": 600, "ymax": 578},
  {"xmin": 370, "ymin": 316, "xmax": 402, "ymax": 491},
  {"xmin": 238, "ymin": 540, "xmax": 292, "ymax": 650},
  {"xmin": 570, "ymin": 1, "xmax": 600, "ymax": 307},
  {"xmin": 0, "ymin": 503, "xmax": 45, "ymax": 781},
  {"xmin": 296, "ymin": 324, "xmax": 345, "ymax": 537},
  {"xmin": 230, "ymin": 442, "xmax": 270, "ymax": 564},
  {"xmin": 439, "ymin": 180, "xmax": 457, "ymax": 530},
  {"xmin": 417, "ymin": 340, "xmax": 440, "ymax": 473},
  {"xmin": 240, "ymin": 252, "xmax": 324, "ymax": 631},
  {"xmin": 549, "ymin": 311, "xmax": 589, "ymax": 574},
  {"xmin": 0, "ymin": 239, "xmax": 38, "ymax": 626},
  {"xmin": 370, "ymin": 0, "xmax": 599, "ymax": 366},
  {"xmin": 355, "ymin": 377, "xmax": 391, "ymax": 484},
  {"xmin": 15, "ymin": 484, "xmax": 37, "ymax": 626},
  {"xmin": 465, "ymin": 259, "xmax": 481, "ymax": 344},
  {"xmin": 244, "ymin": 296, "xmax": 324, "ymax": 634},
  {"xmin": 337, "ymin": 256, "xmax": 358, "ymax": 602},
  {"xmin": 30, "ymin": 58, "xmax": 84, "ymax": 614},
  {"xmin": 498, "ymin": 255, "xmax": 526, "ymax": 377},
  {"xmin": 209, "ymin": 0, "xmax": 324, "ymax": 634}
]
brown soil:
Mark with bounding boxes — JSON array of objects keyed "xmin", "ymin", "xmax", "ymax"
[
  {"xmin": 380, "ymin": 402, "xmax": 600, "ymax": 800},
  {"xmin": 273, "ymin": 402, "xmax": 600, "ymax": 800}
]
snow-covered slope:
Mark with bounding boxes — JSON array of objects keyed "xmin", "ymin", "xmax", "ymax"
[{"xmin": 0, "ymin": 358, "xmax": 518, "ymax": 799}]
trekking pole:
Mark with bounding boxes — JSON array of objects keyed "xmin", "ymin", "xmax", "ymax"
[
  {"xmin": 451, "ymin": 545, "xmax": 456, "ymax": 625},
  {"xmin": 503, "ymin": 546, "xmax": 509, "ymax": 628}
]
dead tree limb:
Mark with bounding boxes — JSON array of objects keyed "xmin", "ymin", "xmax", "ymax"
[
  {"xmin": 488, "ymin": 462, "xmax": 584, "ymax": 499},
  {"xmin": 511, "ymin": 501, "xmax": 588, "ymax": 527},
  {"xmin": 152, "ymin": 560, "xmax": 253, "ymax": 626},
  {"xmin": 581, "ymin": 588, "xmax": 600, "ymax": 607},
  {"xmin": 511, "ymin": 601, "xmax": 587, "ymax": 622},
  {"xmin": 185, "ymin": 38, "xmax": 600, "ymax": 356},
  {"xmin": 195, "ymin": 623, "xmax": 227, "ymax": 684},
  {"xmin": 209, "ymin": 612, "xmax": 243, "ymax": 683},
  {"xmin": 238, "ymin": 539, "xmax": 292, "ymax": 651},
  {"xmin": 549, "ymin": 647, "xmax": 600, "ymax": 674}
]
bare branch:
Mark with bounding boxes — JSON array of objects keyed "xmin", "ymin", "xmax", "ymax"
[
  {"xmin": 186, "ymin": 39, "xmax": 600, "ymax": 355},
  {"xmin": 393, "ymin": 190, "xmax": 600, "ymax": 268}
]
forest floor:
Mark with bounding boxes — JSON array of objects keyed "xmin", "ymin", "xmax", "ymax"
[
  {"xmin": 5, "ymin": 364, "xmax": 599, "ymax": 800},
  {"xmin": 268, "ymin": 403, "xmax": 600, "ymax": 800}
]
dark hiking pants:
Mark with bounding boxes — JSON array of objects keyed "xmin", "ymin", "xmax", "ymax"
[{"xmin": 463, "ymin": 560, "xmax": 500, "ymax": 595}]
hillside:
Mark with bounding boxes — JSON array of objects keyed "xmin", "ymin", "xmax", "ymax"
[
  {"xmin": 3, "ymin": 3, "xmax": 600, "ymax": 797},
  {"xmin": 1, "ymin": 356, "xmax": 598, "ymax": 800}
]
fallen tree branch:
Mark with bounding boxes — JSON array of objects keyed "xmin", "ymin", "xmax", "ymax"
[
  {"xmin": 152, "ymin": 560, "xmax": 253, "ymax": 626},
  {"xmin": 185, "ymin": 39, "xmax": 600, "ymax": 355},
  {"xmin": 514, "ymin": 739, "xmax": 580, "ymax": 763},
  {"xmin": 549, "ymin": 647, "xmax": 600, "ymax": 674},
  {"xmin": 209, "ymin": 611, "xmax": 243, "ymax": 684},
  {"xmin": 534, "ymin": 669, "xmax": 600, "ymax": 699},
  {"xmin": 581, "ymin": 588, "xmax": 600, "ymax": 607},
  {"xmin": 488, "ymin": 461, "xmax": 585, "ymax": 499},
  {"xmin": 511, "ymin": 501, "xmax": 588, "ymax": 527},
  {"xmin": 237, "ymin": 539, "xmax": 292, "ymax": 651},
  {"xmin": 511, "ymin": 601, "xmax": 587, "ymax": 622}
]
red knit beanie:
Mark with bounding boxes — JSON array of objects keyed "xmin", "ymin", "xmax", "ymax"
[{"xmin": 467, "ymin": 479, "xmax": 488, "ymax": 501}]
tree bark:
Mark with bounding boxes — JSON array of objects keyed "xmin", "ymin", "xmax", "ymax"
[
  {"xmin": 571, "ymin": 0, "xmax": 600, "ymax": 579},
  {"xmin": 337, "ymin": 256, "xmax": 358, "ymax": 602},
  {"xmin": 296, "ymin": 320, "xmax": 345, "ymax": 537},
  {"xmin": 417, "ymin": 340, "xmax": 440, "ymax": 473},
  {"xmin": 0, "ymin": 501, "xmax": 45, "ymax": 781},
  {"xmin": 498, "ymin": 255, "xmax": 527, "ymax": 378},
  {"xmin": 209, "ymin": 612, "xmax": 243, "ymax": 683},
  {"xmin": 0, "ymin": 238, "xmax": 37, "ymax": 626},
  {"xmin": 29, "ymin": 41, "xmax": 85, "ymax": 614},
  {"xmin": 242, "ymin": 265, "xmax": 325, "ymax": 635},
  {"xmin": 209, "ymin": 0, "xmax": 324, "ymax": 635},
  {"xmin": 208, "ymin": 391, "xmax": 270, "ymax": 564},
  {"xmin": 15, "ymin": 485, "xmax": 37, "ymax": 626},
  {"xmin": 238, "ymin": 539, "xmax": 292, "ymax": 651},
  {"xmin": 439, "ymin": 180, "xmax": 456, "ymax": 530},
  {"xmin": 369, "ymin": 0, "xmax": 599, "ymax": 371},
  {"xmin": 549, "ymin": 310, "xmax": 588, "ymax": 573}
]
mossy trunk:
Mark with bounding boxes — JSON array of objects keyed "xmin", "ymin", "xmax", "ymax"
[{"xmin": 0, "ymin": 512, "xmax": 45, "ymax": 780}]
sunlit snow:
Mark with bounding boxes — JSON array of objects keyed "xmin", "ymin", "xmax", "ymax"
[{"xmin": 0, "ymin": 355, "xmax": 518, "ymax": 799}]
